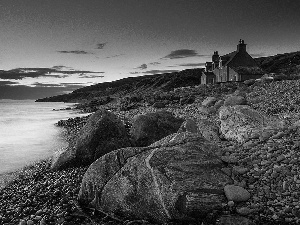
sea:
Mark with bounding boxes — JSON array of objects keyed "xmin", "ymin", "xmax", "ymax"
[{"xmin": 0, "ymin": 99, "xmax": 88, "ymax": 175}]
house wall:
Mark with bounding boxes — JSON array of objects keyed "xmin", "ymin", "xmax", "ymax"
[{"xmin": 201, "ymin": 72, "xmax": 216, "ymax": 84}]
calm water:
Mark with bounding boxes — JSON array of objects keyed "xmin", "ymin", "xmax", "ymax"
[{"xmin": 0, "ymin": 100, "xmax": 86, "ymax": 174}]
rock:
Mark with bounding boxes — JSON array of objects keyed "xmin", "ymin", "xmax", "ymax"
[
  {"xmin": 216, "ymin": 215, "xmax": 254, "ymax": 225},
  {"xmin": 224, "ymin": 185, "xmax": 250, "ymax": 202},
  {"xmin": 52, "ymin": 109, "xmax": 132, "ymax": 169},
  {"xmin": 214, "ymin": 100, "xmax": 225, "ymax": 110},
  {"xmin": 180, "ymin": 96, "xmax": 195, "ymax": 105},
  {"xmin": 198, "ymin": 106, "xmax": 215, "ymax": 115},
  {"xmin": 197, "ymin": 119, "xmax": 220, "ymax": 142},
  {"xmin": 79, "ymin": 132, "xmax": 232, "ymax": 224},
  {"xmin": 219, "ymin": 105, "xmax": 283, "ymax": 143},
  {"xmin": 152, "ymin": 102, "xmax": 165, "ymax": 108},
  {"xmin": 224, "ymin": 95, "xmax": 247, "ymax": 106},
  {"xmin": 27, "ymin": 220, "xmax": 34, "ymax": 225},
  {"xmin": 244, "ymin": 79, "xmax": 256, "ymax": 86},
  {"xmin": 19, "ymin": 220, "xmax": 26, "ymax": 225},
  {"xmin": 236, "ymin": 206, "xmax": 252, "ymax": 215},
  {"xmin": 202, "ymin": 97, "xmax": 218, "ymax": 107},
  {"xmin": 178, "ymin": 118, "xmax": 198, "ymax": 133},
  {"xmin": 130, "ymin": 110, "xmax": 184, "ymax": 146}
]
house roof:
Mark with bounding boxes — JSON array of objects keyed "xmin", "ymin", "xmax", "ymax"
[
  {"xmin": 221, "ymin": 51, "xmax": 238, "ymax": 66},
  {"xmin": 202, "ymin": 71, "xmax": 215, "ymax": 76}
]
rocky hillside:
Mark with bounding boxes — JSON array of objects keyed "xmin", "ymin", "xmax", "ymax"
[
  {"xmin": 36, "ymin": 68, "xmax": 203, "ymax": 103},
  {"xmin": 255, "ymin": 51, "xmax": 300, "ymax": 75}
]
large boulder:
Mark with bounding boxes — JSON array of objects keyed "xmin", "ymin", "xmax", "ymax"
[
  {"xmin": 219, "ymin": 105, "xmax": 284, "ymax": 143},
  {"xmin": 130, "ymin": 110, "xmax": 184, "ymax": 146},
  {"xmin": 202, "ymin": 96, "xmax": 218, "ymax": 107},
  {"xmin": 78, "ymin": 132, "xmax": 232, "ymax": 224},
  {"xmin": 51, "ymin": 109, "xmax": 131, "ymax": 169},
  {"xmin": 197, "ymin": 119, "xmax": 221, "ymax": 142}
]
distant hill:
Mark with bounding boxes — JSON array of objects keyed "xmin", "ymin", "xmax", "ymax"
[
  {"xmin": 36, "ymin": 68, "xmax": 203, "ymax": 102},
  {"xmin": 255, "ymin": 51, "xmax": 300, "ymax": 75}
]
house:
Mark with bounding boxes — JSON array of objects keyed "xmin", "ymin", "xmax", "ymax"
[{"xmin": 202, "ymin": 40, "xmax": 264, "ymax": 83}]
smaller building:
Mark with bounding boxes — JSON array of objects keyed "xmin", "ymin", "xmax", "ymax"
[{"xmin": 202, "ymin": 40, "xmax": 264, "ymax": 84}]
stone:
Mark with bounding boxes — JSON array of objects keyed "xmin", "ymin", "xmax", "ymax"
[
  {"xmin": 224, "ymin": 185, "xmax": 250, "ymax": 202},
  {"xmin": 224, "ymin": 95, "xmax": 247, "ymax": 106},
  {"xmin": 197, "ymin": 119, "xmax": 221, "ymax": 142},
  {"xmin": 214, "ymin": 100, "xmax": 225, "ymax": 110},
  {"xmin": 19, "ymin": 220, "xmax": 26, "ymax": 225},
  {"xmin": 219, "ymin": 105, "xmax": 283, "ymax": 143},
  {"xmin": 27, "ymin": 220, "xmax": 34, "ymax": 225},
  {"xmin": 177, "ymin": 118, "xmax": 198, "ymax": 133},
  {"xmin": 232, "ymin": 166, "xmax": 249, "ymax": 175},
  {"xmin": 202, "ymin": 96, "xmax": 218, "ymax": 107},
  {"xmin": 130, "ymin": 110, "xmax": 184, "ymax": 146},
  {"xmin": 236, "ymin": 207, "xmax": 252, "ymax": 215},
  {"xmin": 51, "ymin": 109, "xmax": 132, "ymax": 169},
  {"xmin": 79, "ymin": 132, "xmax": 232, "ymax": 224},
  {"xmin": 244, "ymin": 79, "xmax": 256, "ymax": 86},
  {"xmin": 216, "ymin": 215, "xmax": 254, "ymax": 225},
  {"xmin": 152, "ymin": 102, "xmax": 165, "ymax": 108},
  {"xmin": 227, "ymin": 201, "xmax": 234, "ymax": 207}
]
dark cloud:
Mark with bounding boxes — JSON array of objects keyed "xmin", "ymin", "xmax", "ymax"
[
  {"xmin": 143, "ymin": 69, "xmax": 179, "ymax": 75},
  {"xmin": 178, "ymin": 63, "xmax": 206, "ymax": 67},
  {"xmin": 129, "ymin": 72, "xmax": 140, "ymax": 74},
  {"xmin": 96, "ymin": 42, "xmax": 107, "ymax": 49},
  {"xmin": 105, "ymin": 54, "xmax": 125, "ymax": 59},
  {"xmin": 0, "ymin": 80, "xmax": 20, "ymax": 86},
  {"xmin": 162, "ymin": 49, "xmax": 201, "ymax": 59},
  {"xmin": 149, "ymin": 62, "xmax": 161, "ymax": 65},
  {"xmin": 57, "ymin": 50, "xmax": 91, "ymax": 55},
  {"xmin": 0, "ymin": 67, "xmax": 104, "ymax": 80},
  {"xmin": 32, "ymin": 82, "xmax": 63, "ymax": 87},
  {"xmin": 136, "ymin": 64, "xmax": 147, "ymax": 70},
  {"xmin": 79, "ymin": 74, "xmax": 104, "ymax": 78}
]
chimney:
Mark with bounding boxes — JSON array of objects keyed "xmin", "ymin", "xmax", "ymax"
[
  {"xmin": 237, "ymin": 39, "xmax": 246, "ymax": 52},
  {"xmin": 212, "ymin": 51, "xmax": 219, "ymax": 63}
]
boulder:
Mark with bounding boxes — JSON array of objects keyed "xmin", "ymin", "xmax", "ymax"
[
  {"xmin": 130, "ymin": 111, "xmax": 184, "ymax": 146},
  {"xmin": 78, "ymin": 132, "xmax": 232, "ymax": 224},
  {"xmin": 224, "ymin": 95, "xmax": 247, "ymax": 106},
  {"xmin": 51, "ymin": 109, "xmax": 131, "ymax": 169},
  {"xmin": 224, "ymin": 185, "xmax": 250, "ymax": 202},
  {"xmin": 219, "ymin": 105, "xmax": 284, "ymax": 143},
  {"xmin": 202, "ymin": 97, "xmax": 218, "ymax": 107}
]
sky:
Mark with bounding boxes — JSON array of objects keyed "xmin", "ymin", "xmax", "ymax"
[{"xmin": 0, "ymin": 0, "xmax": 300, "ymax": 99}]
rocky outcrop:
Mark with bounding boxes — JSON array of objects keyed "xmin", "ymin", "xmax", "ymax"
[
  {"xmin": 51, "ymin": 109, "xmax": 131, "ymax": 170},
  {"xmin": 130, "ymin": 110, "xmax": 184, "ymax": 146},
  {"xmin": 219, "ymin": 105, "xmax": 284, "ymax": 143},
  {"xmin": 78, "ymin": 132, "xmax": 232, "ymax": 224}
]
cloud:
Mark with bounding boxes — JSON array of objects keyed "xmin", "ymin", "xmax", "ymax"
[
  {"xmin": 0, "ymin": 80, "xmax": 20, "ymax": 86},
  {"xmin": 162, "ymin": 49, "xmax": 201, "ymax": 59},
  {"xmin": 0, "ymin": 67, "xmax": 104, "ymax": 80},
  {"xmin": 129, "ymin": 72, "xmax": 141, "ymax": 75},
  {"xmin": 143, "ymin": 69, "xmax": 179, "ymax": 75},
  {"xmin": 32, "ymin": 82, "xmax": 63, "ymax": 87},
  {"xmin": 96, "ymin": 42, "xmax": 107, "ymax": 49},
  {"xmin": 57, "ymin": 50, "xmax": 91, "ymax": 55},
  {"xmin": 79, "ymin": 74, "xmax": 104, "ymax": 78},
  {"xmin": 178, "ymin": 63, "xmax": 206, "ymax": 67},
  {"xmin": 136, "ymin": 64, "xmax": 147, "ymax": 70},
  {"xmin": 105, "ymin": 54, "xmax": 125, "ymax": 59},
  {"xmin": 149, "ymin": 62, "xmax": 161, "ymax": 65}
]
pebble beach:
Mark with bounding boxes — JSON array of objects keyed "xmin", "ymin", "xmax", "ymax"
[{"xmin": 2, "ymin": 79, "xmax": 300, "ymax": 224}]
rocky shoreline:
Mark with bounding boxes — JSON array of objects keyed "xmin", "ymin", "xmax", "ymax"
[{"xmin": 2, "ymin": 80, "xmax": 300, "ymax": 224}]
